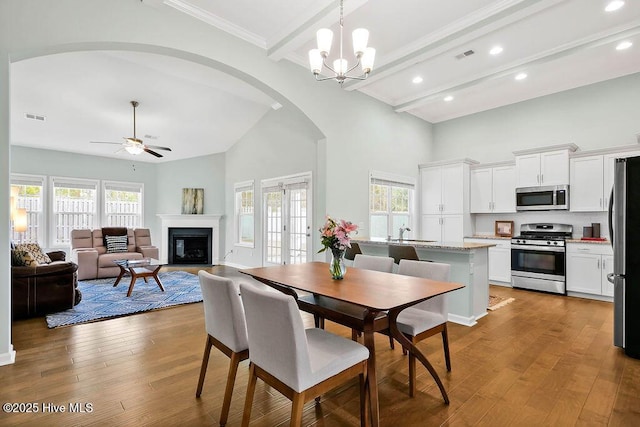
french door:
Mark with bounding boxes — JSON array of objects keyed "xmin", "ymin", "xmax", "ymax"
[{"xmin": 262, "ymin": 174, "xmax": 312, "ymax": 266}]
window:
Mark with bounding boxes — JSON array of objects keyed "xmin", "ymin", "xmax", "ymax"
[
  {"xmin": 11, "ymin": 174, "xmax": 45, "ymax": 244},
  {"xmin": 51, "ymin": 177, "xmax": 99, "ymax": 246},
  {"xmin": 234, "ymin": 181, "xmax": 254, "ymax": 247},
  {"xmin": 369, "ymin": 171, "xmax": 415, "ymax": 240},
  {"xmin": 103, "ymin": 181, "xmax": 144, "ymax": 228}
]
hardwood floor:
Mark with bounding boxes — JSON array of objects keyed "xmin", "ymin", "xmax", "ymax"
[{"xmin": 2, "ymin": 265, "xmax": 640, "ymax": 426}]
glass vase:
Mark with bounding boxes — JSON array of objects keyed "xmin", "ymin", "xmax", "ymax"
[{"xmin": 329, "ymin": 248, "xmax": 347, "ymax": 280}]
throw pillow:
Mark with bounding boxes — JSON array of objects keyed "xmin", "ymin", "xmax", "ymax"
[
  {"xmin": 11, "ymin": 249, "xmax": 39, "ymax": 267},
  {"xmin": 14, "ymin": 243, "xmax": 51, "ymax": 264},
  {"xmin": 105, "ymin": 235, "xmax": 129, "ymax": 253}
]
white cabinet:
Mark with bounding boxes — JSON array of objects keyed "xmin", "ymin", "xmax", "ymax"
[
  {"xmin": 465, "ymin": 238, "xmax": 511, "ymax": 284},
  {"xmin": 570, "ymin": 148, "xmax": 640, "ymax": 212},
  {"xmin": 422, "ymin": 215, "xmax": 464, "ymax": 242},
  {"xmin": 419, "ymin": 159, "xmax": 476, "ymax": 242},
  {"xmin": 515, "ymin": 149, "xmax": 571, "ymax": 188},
  {"xmin": 470, "ymin": 164, "xmax": 515, "ymax": 213},
  {"xmin": 566, "ymin": 243, "xmax": 614, "ymax": 296},
  {"xmin": 570, "ymin": 155, "xmax": 605, "ymax": 211},
  {"xmin": 421, "ymin": 162, "xmax": 465, "ymax": 215}
]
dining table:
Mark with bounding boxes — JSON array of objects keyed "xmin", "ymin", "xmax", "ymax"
[{"xmin": 241, "ymin": 261, "xmax": 464, "ymax": 427}]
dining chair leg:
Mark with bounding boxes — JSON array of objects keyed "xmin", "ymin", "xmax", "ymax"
[
  {"xmin": 195, "ymin": 335, "xmax": 213, "ymax": 397},
  {"xmin": 290, "ymin": 392, "xmax": 305, "ymax": 426},
  {"xmin": 241, "ymin": 363, "xmax": 258, "ymax": 427},
  {"xmin": 388, "ymin": 336, "xmax": 395, "ymax": 350},
  {"xmin": 220, "ymin": 351, "xmax": 242, "ymax": 426},
  {"xmin": 408, "ymin": 351, "xmax": 418, "ymax": 397},
  {"xmin": 352, "ymin": 329, "xmax": 359, "ymax": 341},
  {"xmin": 359, "ymin": 372, "xmax": 368, "ymax": 427},
  {"xmin": 442, "ymin": 325, "xmax": 451, "ymax": 372}
]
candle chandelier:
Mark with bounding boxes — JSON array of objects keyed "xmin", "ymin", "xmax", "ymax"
[{"xmin": 308, "ymin": 0, "xmax": 376, "ymax": 85}]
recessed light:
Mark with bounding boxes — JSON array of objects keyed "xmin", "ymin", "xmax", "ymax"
[
  {"xmin": 515, "ymin": 73, "xmax": 528, "ymax": 81},
  {"xmin": 444, "ymin": 96, "xmax": 454, "ymax": 102},
  {"xmin": 489, "ymin": 46, "xmax": 503, "ymax": 55},
  {"xmin": 616, "ymin": 41, "xmax": 633, "ymax": 50},
  {"xmin": 605, "ymin": 1, "xmax": 625, "ymax": 12},
  {"xmin": 412, "ymin": 76, "xmax": 423, "ymax": 84}
]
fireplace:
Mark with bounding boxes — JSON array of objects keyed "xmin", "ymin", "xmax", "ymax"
[
  {"xmin": 158, "ymin": 214, "xmax": 222, "ymax": 265},
  {"xmin": 168, "ymin": 227, "xmax": 212, "ymax": 265}
]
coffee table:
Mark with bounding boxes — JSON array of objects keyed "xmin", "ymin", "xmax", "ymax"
[{"xmin": 113, "ymin": 258, "xmax": 165, "ymax": 297}]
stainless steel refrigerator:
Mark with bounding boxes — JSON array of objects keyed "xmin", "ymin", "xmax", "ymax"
[{"xmin": 609, "ymin": 156, "xmax": 640, "ymax": 359}]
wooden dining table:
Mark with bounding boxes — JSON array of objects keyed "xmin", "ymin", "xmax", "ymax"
[{"xmin": 241, "ymin": 262, "xmax": 464, "ymax": 427}]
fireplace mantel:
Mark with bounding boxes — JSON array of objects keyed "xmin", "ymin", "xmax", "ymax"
[{"xmin": 157, "ymin": 214, "xmax": 223, "ymax": 264}]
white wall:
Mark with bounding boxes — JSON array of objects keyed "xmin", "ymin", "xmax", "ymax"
[
  {"xmin": 155, "ymin": 153, "xmax": 226, "ymax": 223},
  {"xmin": 11, "ymin": 146, "xmax": 159, "ymax": 249},
  {"xmin": 0, "ymin": 0, "xmax": 434, "ymax": 363},
  {"xmin": 433, "ymin": 72, "xmax": 640, "ymax": 238},
  {"xmin": 433, "ymin": 73, "xmax": 640, "ymax": 163},
  {"xmin": 224, "ymin": 107, "xmax": 321, "ymax": 267}
]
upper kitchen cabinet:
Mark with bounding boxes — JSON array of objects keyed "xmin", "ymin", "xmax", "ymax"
[
  {"xmin": 420, "ymin": 159, "xmax": 478, "ymax": 215},
  {"xmin": 570, "ymin": 145, "xmax": 640, "ymax": 212},
  {"xmin": 514, "ymin": 144, "xmax": 578, "ymax": 188},
  {"xmin": 419, "ymin": 159, "xmax": 478, "ymax": 242},
  {"xmin": 470, "ymin": 163, "xmax": 516, "ymax": 213}
]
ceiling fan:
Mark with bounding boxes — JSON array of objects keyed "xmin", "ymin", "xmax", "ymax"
[{"xmin": 90, "ymin": 100, "xmax": 172, "ymax": 158}]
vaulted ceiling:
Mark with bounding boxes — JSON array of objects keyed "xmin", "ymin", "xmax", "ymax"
[{"xmin": 10, "ymin": 0, "xmax": 640, "ymax": 162}]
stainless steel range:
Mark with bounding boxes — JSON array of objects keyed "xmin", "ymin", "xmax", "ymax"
[{"xmin": 511, "ymin": 223, "xmax": 573, "ymax": 294}]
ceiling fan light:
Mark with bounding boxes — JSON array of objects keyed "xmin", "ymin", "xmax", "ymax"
[
  {"xmin": 317, "ymin": 28, "xmax": 333, "ymax": 56},
  {"xmin": 125, "ymin": 145, "xmax": 144, "ymax": 155},
  {"xmin": 352, "ymin": 28, "xmax": 369, "ymax": 57}
]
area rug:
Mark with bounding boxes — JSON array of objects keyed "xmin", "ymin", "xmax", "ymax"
[
  {"xmin": 488, "ymin": 294, "xmax": 515, "ymax": 311},
  {"xmin": 46, "ymin": 271, "xmax": 202, "ymax": 328}
]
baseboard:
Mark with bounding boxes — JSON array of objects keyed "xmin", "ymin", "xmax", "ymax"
[
  {"xmin": 447, "ymin": 313, "xmax": 477, "ymax": 327},
  {"xmin": 0, "ymin": 345, "xmax": 16, "ymax": 366},
  {"xmin": 219, "ymin": 261, "xmax": 252, "ymax": 269}
]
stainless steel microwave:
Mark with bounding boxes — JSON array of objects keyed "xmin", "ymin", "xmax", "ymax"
[{"xmin": 516, "ymin": 185, "xmax": 569, "ymax": 211}]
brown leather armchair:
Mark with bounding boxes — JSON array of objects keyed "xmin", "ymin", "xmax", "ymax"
[{"xmin": 11, "ymin": 250, "xmax": 82, "ymax": 319}]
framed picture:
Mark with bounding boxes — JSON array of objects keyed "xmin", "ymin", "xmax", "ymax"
[
  {"xmin": 182, "ymin": 188, "xmax": 204, "ymax": 214},
  {"xmin": 495, "ymin": 220, "xmax": 514, "ymax": 237}
]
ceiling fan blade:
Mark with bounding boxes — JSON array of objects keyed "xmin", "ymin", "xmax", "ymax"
[
  {"xmin": 90, "ymin": 141, "xmax": 122, "ymax": 145},
  {"xmin": 144, "ymin": 144, "xmax": 172, "ymax": 151},
  {"xmin": 144, "ymin": 147, "xmax": 163, "ymax": 158}
]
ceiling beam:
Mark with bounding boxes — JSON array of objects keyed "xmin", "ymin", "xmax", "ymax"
[
  {"xmin": 267, "ymin": 0, "xmax": 369, "ymax": 61},
  {"xmin": 394, "ymin": 21, "xmax": 640, "ymax": 113},
  {"xmin": 342, "ymin": 0, "xmax": 564, "ymax": 91}
]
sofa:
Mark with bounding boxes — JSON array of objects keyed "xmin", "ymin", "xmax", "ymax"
[
  {"xmin": 70, "ymin": 227, "xmax": 159, "ymax": 280},
  {"xmin": 11, "ymin": 246, "xmax": 81, "ymax": 319}
]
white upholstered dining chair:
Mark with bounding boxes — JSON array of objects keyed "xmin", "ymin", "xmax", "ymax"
[
  {"xmin": 196, "ymin": 271, "xmax": 249, "ymax": 427},
  {"xmin": 396, "ymin": 259, "xmax": 451, "ymax": 397},
  {"xmin": 353, "ymin": 254, "xmax": 395, "ymax": 272},
  {"xmin": 239, "ymin": 283, "xmax": 370, "ymax": 427}
]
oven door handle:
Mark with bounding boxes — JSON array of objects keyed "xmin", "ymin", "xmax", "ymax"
[{"xmin": 511, "ymin": 244, "xmax": 565, "ymax": 253}]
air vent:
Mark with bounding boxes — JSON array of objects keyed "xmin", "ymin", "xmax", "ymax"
[
  {"xmin": 25, "ymin": 113, "xmax": 46, "ymax": 121},
  {"xmin": 455, "ymin": 49, "xmax": 475, "ymax": 60},
  {"xmin": 144, "ymin": 134, "xmax": 158, "ymax": 140}
]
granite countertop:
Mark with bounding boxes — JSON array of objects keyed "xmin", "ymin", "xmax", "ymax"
[
  {"xmin": 566, "ymin": 239, "xmax": 611, "ymax": 245},
  {"xmin": 353, "ymin": 238, "xmax": 495, "ymax": 251},
  {"xmin": 465, "ymin": 235, "xmax": 512, "ymax": 240}
]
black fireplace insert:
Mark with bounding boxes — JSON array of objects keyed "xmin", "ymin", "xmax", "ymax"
[{"xmin": 168, "ymin": 227, "xmax": 212, "ymax": 265}]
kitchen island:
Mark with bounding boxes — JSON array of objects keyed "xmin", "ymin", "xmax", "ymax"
[{"xmin": 352, "ymin": 238, "xmax": 496, "ymax": 326}]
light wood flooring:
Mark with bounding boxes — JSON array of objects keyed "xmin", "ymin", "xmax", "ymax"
[{"xmin": 2, "ymin": 265, "xmax": 640, "ymax": 426}]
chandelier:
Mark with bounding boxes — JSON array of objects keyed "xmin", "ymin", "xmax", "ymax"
[{"xmin": 308, "ymin": 0, "xmax": 375, "ymax": 85}]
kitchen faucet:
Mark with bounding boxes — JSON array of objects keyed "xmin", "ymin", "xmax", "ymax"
[{"xmin": 399, "ymin": 226, "xmax": 411, "ymax": 240}]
